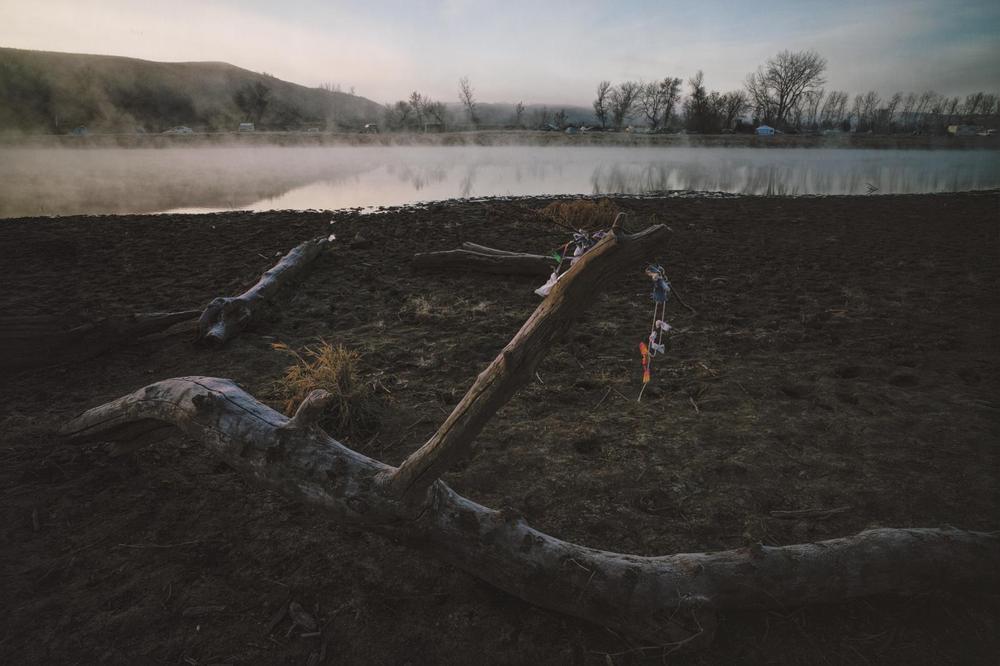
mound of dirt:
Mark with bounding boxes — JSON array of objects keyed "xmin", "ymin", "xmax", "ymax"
[{"xmin": 1, "ymin": 192, "xmax": 998, "ymax": 664}]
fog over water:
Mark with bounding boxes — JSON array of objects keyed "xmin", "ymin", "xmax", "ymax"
[{"xmin": 1, "ymin": 145, "xmax": 998, "ymax": 217}]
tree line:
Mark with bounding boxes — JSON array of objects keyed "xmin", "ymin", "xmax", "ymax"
[{"xmin": 592, "ymin": 50, "xmax": 1000, "ymax": 134}]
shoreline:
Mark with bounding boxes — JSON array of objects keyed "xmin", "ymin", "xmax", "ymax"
[
  {"xmin": 2, "ymin": 128, "xmax": 997, "ymax": 150},
  {"xmin": 4, "ymin": 189, "xmax": 999, "ymax": 223}
]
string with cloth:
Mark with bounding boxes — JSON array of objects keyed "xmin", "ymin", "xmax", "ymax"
[{"xmin": 638, "ymin": 263, "xmax": 672, "ymax": 402}]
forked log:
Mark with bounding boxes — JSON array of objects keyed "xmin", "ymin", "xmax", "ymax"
[
  {"xmin": 60, "ymin": 222, "xmax": 999, "ymax": 647},
  {"xmin": 61, "ymin": 377, "xmax": 1000, "ymax": 647},
  {"xmin": 412, "ymin": 242, "xmax": 552, "ymax": 277},
  {"xmin": 197, "ymin": 236, "xmax": 331, "ymax": 346},
  {"xmin": 387, "ymin": 218, "xmax": 660, "ymax": 501},
  {"xmin": 0, "ymin": 310, "xmax": 199, "ymax": 371}
]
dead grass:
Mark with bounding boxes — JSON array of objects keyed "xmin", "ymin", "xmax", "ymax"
[
  {"xmin": 540, "ymin": 199, "xmax": 621, "ymax": 231},
  {"xmin": 271, "ymin": 340, "xmax": 378, "ymax": 437}
]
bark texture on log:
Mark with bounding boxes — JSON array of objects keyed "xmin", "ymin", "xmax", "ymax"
[
  {"xmin": 387, "ymin": 223, "xmax": 666, "ymax": 502},
  {"xmin": 197, "ymin": 236, "xmax": 331, "ymax": 347},
  {"xmin": 412, "ymin": 242, "xmax": 553, "ymax": 277},
  {"xmin": 0, "ymin": 310, "xmax": 199, "ymax": 371},
  {"xmin": 61, "ymin": 377, "xmax": 1000, "ymax": 648}
]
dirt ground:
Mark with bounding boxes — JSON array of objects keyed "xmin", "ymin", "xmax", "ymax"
[{"xmin": 1, "ymin": 192, "xmax": 998, "ymax": 665}]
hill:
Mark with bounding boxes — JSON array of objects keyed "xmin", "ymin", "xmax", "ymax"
[{"xmin": 0, "ymin": 47, "xmax": 382, "ymax": 134}]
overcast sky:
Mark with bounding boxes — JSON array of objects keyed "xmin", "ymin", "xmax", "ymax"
[{"xmin": 2, "ymin": 0, "xmax": 998, "ymax": 106}]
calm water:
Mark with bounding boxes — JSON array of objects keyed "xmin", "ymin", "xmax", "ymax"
[{"xmin": 1, "ymin": 145, "xmax": 998, "ymax": 217}]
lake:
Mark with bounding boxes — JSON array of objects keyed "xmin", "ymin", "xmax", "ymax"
[{"xmin": 1, "ymin": 145, "xmax": 998, "ymax": 218}]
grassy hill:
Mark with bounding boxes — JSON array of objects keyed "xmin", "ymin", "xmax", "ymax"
[{"xmin": 0, "ymin": 47, "xmax": 382, "ymax": 134}]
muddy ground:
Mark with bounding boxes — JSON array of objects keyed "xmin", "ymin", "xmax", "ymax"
[{"xmin": 1, "ymin": 192, "xmax": 998, "ymax": 665}]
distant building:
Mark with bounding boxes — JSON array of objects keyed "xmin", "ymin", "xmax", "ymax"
[
  {"xmin": 755, "ymin": 125, "xmax": 775, "ymax": 136},
  {"xmin": 947, "ymin": 125, "xmax": 979, "ymax": 136}
]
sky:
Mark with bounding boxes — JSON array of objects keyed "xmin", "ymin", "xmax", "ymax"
[{"xmin": 1, "ymin": 0, "xmax": 998, "ymax": 106}]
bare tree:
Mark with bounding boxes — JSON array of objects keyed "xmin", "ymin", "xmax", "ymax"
[
  {"xmin": 423, "ymin": 99, "xmax": 447, "ymax": 130},
  {"xmin": 593, "ymin": 80, "xmax": 612, "ymax": 129},
  {"xmin": 880, "ymin": 92, "xmax": 903, "ymax": 132},
  {"xmin": 638, "ymin": 77, "xmax": 682, "ymax": 130},
  {"xmin": 513, "ymin": 101, "xmax": 525, "ymax": 128},
  {"xmin": 409, "ymin": 91, "xmax": 425, "ymax": 129},
  {"xmin": 458, "ymin": 76, "xmax": 478, "ymax": 128},
  {"xmin": 684, "ymin": 71, "xmax": 714, "ymax": 133},
  {"xmin": 720, "ymin": 90, "xmax": 750, "ymax": 130},
  {"xmin": 609, "ymin": 81, "xmax": 641, "ymax": 129},
  {"xmin": 744, "ymin": 49, "xmax": 827, "ymax": 127},
  {"xmin": 821, "ymin": 90, "xmax": 849, "ymax": 128},
  {"xmin": 962, "ymin": 92, "xmax": 987, "ymax": 121},
  {"xmin": 553, "ymin": 109, "xmax": 568, "ymax": 129},
  {"xmin": 802, "ymin": 89, "xmax": 825, "ymax": 129}
]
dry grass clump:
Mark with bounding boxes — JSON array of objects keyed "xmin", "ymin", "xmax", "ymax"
[
  {"xmin": 540, "ymin": 198, "xmax": 621, "ymax": 231},
  {"xmin": 271, "ymin": 340, "xmax": 377, "ymax": 437}
]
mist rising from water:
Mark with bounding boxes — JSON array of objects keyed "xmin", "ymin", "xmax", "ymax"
[{"xmin": 1, "ymin": 145, "xmax": 998, "ymax": 217}]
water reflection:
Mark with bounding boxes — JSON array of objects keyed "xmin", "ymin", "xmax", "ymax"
[{"xmin": 0, "ymin": 145, "xmax": 997, "ymax": 217}]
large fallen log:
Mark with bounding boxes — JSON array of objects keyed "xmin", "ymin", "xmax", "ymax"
[
  {"xmin": 197, "ymin": 236, "xmax": 331, "ymax": 346},
  {"xmin": 412, "ymin": 242, "xmax": 553, "ymax": 277},
  {"xmin": 0, "ymin": 310, "xmax": 199, "ymax": 371},
  {"xmin": 60, "ymin": 378, "xmax": 1000, "ymax": 647},
  {"xmin": 62, "ymin": 223, "xmax": 999, "ymax": 648}
]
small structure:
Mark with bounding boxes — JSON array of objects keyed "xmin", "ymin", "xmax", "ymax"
[
  {"xmin": 756, "ymin": 125, "xmax": 775, "ymax": 136},
  {"xmin": 362, "ymin": 123, "xmax": 379, "ymax": 134},
  {"xmin": 239, "ymin": 122, "xmax": 255, "ymax": 132},
  {"xmin": 947, "ymin": 125, "xmax": 979, "ymax": 136}
]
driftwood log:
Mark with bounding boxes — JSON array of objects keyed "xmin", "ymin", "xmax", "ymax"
[
  {"xmin": 197, "ymin": 236, "xmax": 331, "ymax": 346},
  {"xmin": 62, "ymin": 224, "xmax": 999, "ymax": 648},
  {"xmin": 412, "ymin": 241, "xmax": 553, "ymax": 277},
  {"xmin": 0, "ymin": 310, "xmax": 199, "ymax": 371}
]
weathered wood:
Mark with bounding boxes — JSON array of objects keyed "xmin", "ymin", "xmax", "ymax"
[
  {"xmin": 197, "ymin": 236, "xmax": 331, "ymax": 346},
  {"xmin": 411, "ymin": 248, "xmax": 553, "ymax": 277},
  {"xmin": 386, "ymin": 220, "xmax": 664, "ymax": 502},
  {"xmin": 0, "ymin": 310, "xmax": 199, "ymax": 371},
  {"xmin": 61, "ymin": 377, "xmax": 1000, "ymax": 648},
  {"xmin": 459, "ymin": 242, "xmax": 542, "ymax": 257}
]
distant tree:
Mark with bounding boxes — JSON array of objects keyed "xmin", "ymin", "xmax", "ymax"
[
  {"xmin": 609, "ymin": 80, "xmax": 641, "ymax": 129},
  {"xmin": 638, "ymin": 77, "xmax": 681, "ymax": 130},
  {"xmin": 879, "ymin": 92, "xmax": 903, "ymax": 132},
  {"xmin": 822, "ymin": 90, "xmax": 849, "ymax": 127},
  {"xmin": 513, "ymin": 101, "xmax": 525, "ymax": 127},
  {"xmin": 593, "ymin": 80, "xmax": 611, "ymax": 128},
  {"xmin": 962, "ymin": 91, "xmax": 987, "ymax": 121},
  {"xmin": 382, "ymin": 100, "xmax": 412, "ymax": 130},
  {"xmin": 409, "ymin": 91, "xmax": 425, "ymax": 129},
  {"xmin": 720, "ymin": 90, "xmax": 750, "ymax": 130},
  {"xmin": 802, "ymin": 89, "xmax": 825, "ymax": 129},
  {"xmin": 684, "ymin": 71, "xmax": 714, "ymax": 133},
  {"xmin": 458, "ymin": 76, "xmax": 478, "ymax": 127},
  {"xmin": 234, "ymin": 81, "xmax": 272, "ymax": 124},
  {"xmin": 553, "ymin": 108, "xmax": 568, "ymax": 129},
  {"xmin": 745, "ymin": 49, "xmax": 826, "ymax": 127},
  {"xmin": 424, "ymin": 99, "xmax": 447, "ymax": 129}
]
